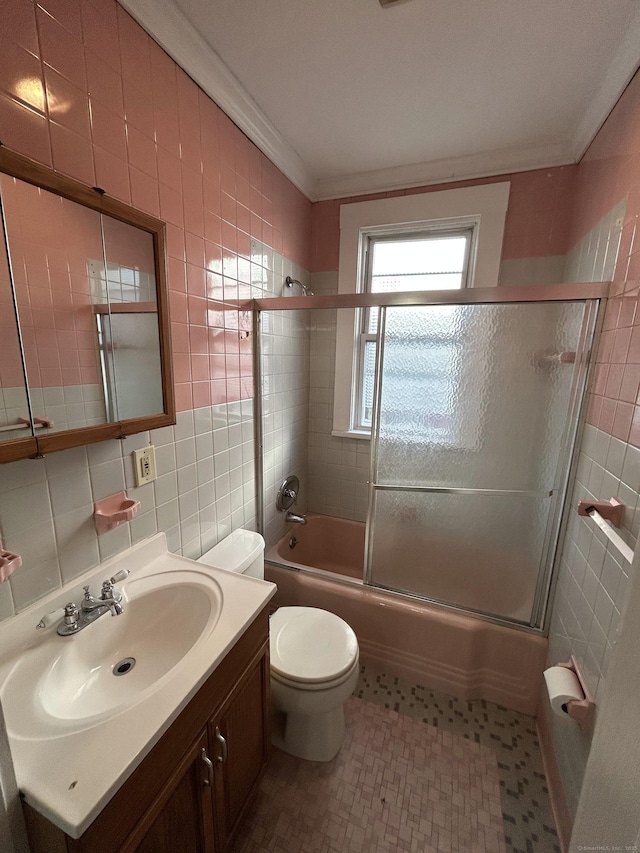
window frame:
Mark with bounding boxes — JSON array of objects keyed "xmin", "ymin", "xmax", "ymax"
[
  {"xmin": 332, "ymin": 182, "xmax": 510, "ymax": 439},
  {"xmin": 354, "ymin": 224, "xmax": 476, "ymax": 431}
]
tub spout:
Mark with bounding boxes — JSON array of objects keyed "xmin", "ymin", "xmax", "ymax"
[{"xmin": 286, "ymin": 511, "xmax": 307, "ymax": 525}]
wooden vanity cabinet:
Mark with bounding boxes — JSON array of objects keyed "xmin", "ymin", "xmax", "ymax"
[
  {"xmin": 126, "ymin": 729, "xmax": 215, "ymax": 853},
  {"xmin": 23, "ymin": 605, "xmax": 271, "ymax": 853},
  {"xmin": 210, "ymin": 649, "xmax": 269, "ymax": 849}
]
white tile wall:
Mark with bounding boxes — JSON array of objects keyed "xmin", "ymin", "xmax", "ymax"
[
  {"xmin": 0, "ymin": 401, "xmax": 257, "ymax": 621},
  {"xmin": 563, "ymin": 200, "xmax": 626, "ymax": 284},
  {"xmin": 547, "ymin": 424, "xmax": 639, "ymax": 815},
  {"xmin": 260, "ymin": 304, "xmax": 310, "ymax": 546},
  {"xmin": 544, "ymin": 197, "xmax": 630, "ymax": 818},
  {"xmin": 305, "ymin": 271, "xmax": 371, "ymax": 523},
  {"xmin": 249, "ymin": 243, "xmax": 307, "ymax": 301},
  {"xmin": 254, "ymin": 252, "xmax": 312, "ymax": 546}
]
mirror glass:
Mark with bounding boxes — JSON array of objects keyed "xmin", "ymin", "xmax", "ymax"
[
  {"xmin": 0, "ymin": 200, "xmax": 31, "ymax": 440},
  {"xmin": 97, "ymin": 215, "xmax": 163, "ymax": 422},
  {"xmin": 0, "ymin": 174, "xmax": 165, "ymax": 436}
]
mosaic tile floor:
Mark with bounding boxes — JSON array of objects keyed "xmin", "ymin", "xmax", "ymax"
[
  {"xmin": 231, "ymin": 664, "xmax": 560, "ymax": 853},
  {"xmin": 355, "ymin": 665, "xmax": 560, "ymax": 853}
]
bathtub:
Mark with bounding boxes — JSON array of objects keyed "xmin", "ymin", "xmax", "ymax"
[
  {"xmin": 265, "ymin": 513, "xmax": 547, "ymax": 716},
  {"xmin": 268, "ymin": 513, "xmax": 365, "ymax": 578}
]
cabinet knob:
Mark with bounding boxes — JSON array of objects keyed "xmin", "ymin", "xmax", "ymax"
[
  {"xmin": 201, "ymin": 748, "xmax": 214, "ymax": 786},
  {"xmin": 214, "ymin": 727, "xmax": 228, "ymax": 764}
]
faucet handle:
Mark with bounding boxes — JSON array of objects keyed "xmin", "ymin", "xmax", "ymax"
[
  {"xmin": 63, "ymin": 603, "xmax": 79, "ymax": 629},
  {"xmin": 101, "ymin": 579, "xmax": 114, "ymax": 599},
  {"xmin": 110, "ymin": 569, "xmax": 130, "ymax": 584},
  {"xmin": 100, "ymin": 578, "xmax": 123, "ymax": 603},
  {"xmin": 36, "ymin": 607, "xmax": 64, "ymax": 630}
]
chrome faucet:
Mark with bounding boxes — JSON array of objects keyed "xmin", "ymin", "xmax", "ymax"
[
  {"xmin": 285, "ymin": 511, "xmax": 307, "ymax": 525},
  {"xmin": 81, "ymin": 580, "xmax": 124, "ymax": 616},
  {"xmin": 54, "ymin": 571, "xmax": 128, "ymax": 636}
]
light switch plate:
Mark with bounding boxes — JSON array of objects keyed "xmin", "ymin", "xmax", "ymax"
[{"xmin": 132, "ymin": 446, "xmax": 157, "ymax": 486}]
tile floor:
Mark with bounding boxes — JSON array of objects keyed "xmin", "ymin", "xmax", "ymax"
[
  {"xmin": 232, "ymin": 664, "xmax": 560, "ymax": 853},
  {"xmin": 356, "ymin": 665, "xmax": 560, "ymax": 853}
]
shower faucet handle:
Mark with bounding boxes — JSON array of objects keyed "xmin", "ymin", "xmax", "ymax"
[{"xmin": 276, "ymin": 475, "xmax": 300, "ymax": 512}]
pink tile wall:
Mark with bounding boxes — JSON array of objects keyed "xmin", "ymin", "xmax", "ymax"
[
  {"xmin": 1, "ymin": 176, "xmax": 103, "ymax": 387},
  {"xmin": 310, "ymin": 167, "xmax": 577, "ymax": 273},
  {"xmin": 2, "ymin": 183, "xmax": 156, "ymax": 392},
  {"xmin": 0, "ymin": 0, "xmax": 312, "ymax": 411},
  {"xmin": 101, "ymin": 215, "xmax": 156, "ymax": 274},
  {"xmin": 572, "ymin": 70, "xmax": 640, "ymax": 445}
]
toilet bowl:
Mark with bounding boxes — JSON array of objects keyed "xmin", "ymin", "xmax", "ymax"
[
  {"xmin": 270, "ymin": 605, "xmax": 359, "ymax": 761},
  {"xmin": 198, "ymin": 530, "xmax": 359, "ymax": 762}
]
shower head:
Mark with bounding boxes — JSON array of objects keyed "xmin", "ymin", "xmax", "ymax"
[{"xmin": 285, "ymin": 276, "xmax": 314, "ymax": 296}]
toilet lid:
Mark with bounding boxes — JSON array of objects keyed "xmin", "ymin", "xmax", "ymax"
[{"xmin": 270, "ymin": 607, "xmax": 359, "ymax": 684}]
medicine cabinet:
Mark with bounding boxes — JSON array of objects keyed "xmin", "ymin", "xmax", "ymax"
[{"xmin": 0, "ymin": 147, "xmax": 174, "ymax": 463}]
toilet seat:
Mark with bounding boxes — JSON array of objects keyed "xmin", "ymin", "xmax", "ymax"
[
  {"xmin": 270, "ymin": 606, "xmax": 359, "ymax": 686},
  {"xmin": 271, "ymin": 657, "xmax": 360, "ymax": 692}
]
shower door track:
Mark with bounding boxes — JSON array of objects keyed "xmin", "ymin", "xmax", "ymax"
[{"xmin": 247, "ymin": 281, "xmax": 610, "ymax": 312}]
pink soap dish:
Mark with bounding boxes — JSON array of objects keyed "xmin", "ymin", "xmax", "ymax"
[
  {"xmin": 0, "ymin": 541, "xmax": 22, "ymax": 583},
  {"xmin": 94, "ymin": 491, "xmax": 140, "ymax": 535}
]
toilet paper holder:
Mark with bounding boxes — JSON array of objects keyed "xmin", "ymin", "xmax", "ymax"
[{"xmin": 557, "ymin": 656, "xmax": 595, "ymax": 729}]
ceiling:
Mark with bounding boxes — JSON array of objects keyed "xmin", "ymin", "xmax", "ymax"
[{"xmin": 122, "ymin": 0, "xmax": 640, "ymax": 200}]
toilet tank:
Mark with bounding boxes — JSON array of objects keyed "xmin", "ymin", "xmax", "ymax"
[{"xmin": 197, "ymin": 529, "xmax": 265, "ymax": 579}]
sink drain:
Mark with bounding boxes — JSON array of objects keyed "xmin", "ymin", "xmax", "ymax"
[{"xmin": 113, "ymin": 657, "xmax": 136, "ymax": 676}]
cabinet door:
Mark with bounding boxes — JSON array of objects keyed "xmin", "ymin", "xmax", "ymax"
[
  {"xmin": 211, "ymin": 650, "xmax": 269, "ymax": 851},
  {"xmin": 128, "ymin": 730, "xmax": 216, "ymax": 853}
]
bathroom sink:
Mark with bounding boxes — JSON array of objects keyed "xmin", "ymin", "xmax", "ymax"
[
  {"xmin": 1, "ymin": 567, "xmax": 222, "ymax": 738},
  {"xmin": 0, "ymin": 533, "xmax": 276, "ymax": 838}
]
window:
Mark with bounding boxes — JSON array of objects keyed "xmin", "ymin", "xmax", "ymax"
[
  {"xmin": 355, "ymin": 227, "xmax": 473, "ymax": 430},
  {"xmin": 332, "ymin": 182, "xmax": 510, "ymax": 438}
]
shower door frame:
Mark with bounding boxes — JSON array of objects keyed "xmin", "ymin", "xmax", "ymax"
[
  {"xmin": 365, "ymin": 298, "xmax": 601, "ymax": 630},
  {"xmin": 250, "ymin": 281, "xmax": 610, "ymax": 635}
]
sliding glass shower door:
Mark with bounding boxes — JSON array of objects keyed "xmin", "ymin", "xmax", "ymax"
[{"xmin": 366, "ymin": 300, "xmax": 597, "ymax": 626}]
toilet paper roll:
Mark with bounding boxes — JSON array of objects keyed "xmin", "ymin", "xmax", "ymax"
[{"xmin": 543, "ymin": 666, "xmax": 584, "ymax": 718}]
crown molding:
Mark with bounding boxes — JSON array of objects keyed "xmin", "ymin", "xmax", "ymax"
[
  {"xmin": 118, "ymin": 0, "xmax": 317, "ymax": 199},
  {"xmin": 119, "ymin": 0, "xmax": 640, "ymax": 204},
  {"xmin": 313, "ymin": 141, "xmax": 574, "ymax": 201},
  {"xmin": 571, "ymin": 8, "xmax": 640, "ymax": 161}
]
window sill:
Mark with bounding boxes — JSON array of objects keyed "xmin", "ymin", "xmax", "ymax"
[{"xmin": 331, "ymin": 429, "xmax": 371, "ymax": 441}]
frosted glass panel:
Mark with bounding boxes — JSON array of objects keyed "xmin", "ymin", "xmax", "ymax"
[
  {"xmin": 368, "ymin": 299, "xmax": 594, "ymax": 625},
  {"xmin": 369, "ymin": 490, "xmax": 550, "ymax": 622},
  {"xmin": 376, "ymin": 302, "xmax": 586, "ymax": 490}
]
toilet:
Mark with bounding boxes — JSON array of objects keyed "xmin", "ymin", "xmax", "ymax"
[{"xmin": 198, "ymin": 529, "xmax": 359, "ymax": 762}]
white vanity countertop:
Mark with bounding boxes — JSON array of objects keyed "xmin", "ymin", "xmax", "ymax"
[{"xmin": 0, "ymin": 533, "xmax": 276, "ymax": 838}]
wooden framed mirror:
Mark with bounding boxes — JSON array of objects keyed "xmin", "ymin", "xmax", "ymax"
[{"xmin": 0, "ymin": 146, "xmax": 174, "ymax": 463}]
